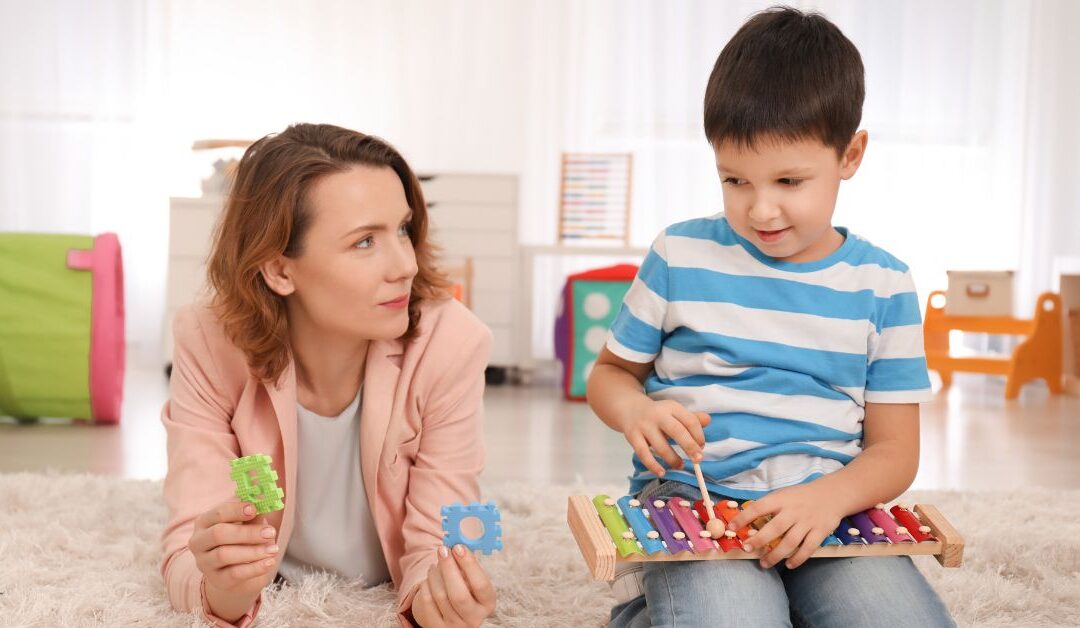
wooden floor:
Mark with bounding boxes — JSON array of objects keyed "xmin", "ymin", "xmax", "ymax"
[{"xmin": 2, "ymin": 364, "xmax": 1078, "ymax": 492}]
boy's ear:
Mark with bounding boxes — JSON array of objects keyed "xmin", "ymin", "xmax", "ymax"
[
  {"xmin": 839, "ymin": 130, "xmax": 868, "ymax": 180},
  {"xmin": 260, "ymin": 255, "xmax": 296, "ymax": 297}
]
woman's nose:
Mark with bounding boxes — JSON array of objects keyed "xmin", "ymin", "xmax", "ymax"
[{"xmin": 388, "ymin": 237, "xmax": 418, "ymax": 282}]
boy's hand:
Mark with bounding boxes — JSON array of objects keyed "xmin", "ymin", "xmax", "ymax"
[
  {"xmin": 726, "ymin": 481, "xmax": 848, "ymax": 570},
  {"xmin": 622, "ymin": 399, "xmax": 711, "ymax": 476}
]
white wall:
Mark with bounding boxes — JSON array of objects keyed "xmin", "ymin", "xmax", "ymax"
[{"xmin": 2, "ymin": 0, "xmax": 1077, "ymax": 364}]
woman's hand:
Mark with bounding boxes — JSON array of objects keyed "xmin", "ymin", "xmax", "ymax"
[
  {"xmin": 188, "ymin": 501, "xmax": 279, "ymax": 618},
  {"xmin": 412, "ymin": 545, "xmax": 495, "ymax": 628},
  {"xmin": 725, "ymin": 481, "xmax": 848, "ymax": 570},
  {"xmin": 621, "ymin": 399, "xmax": 711, "ymax": 476}
]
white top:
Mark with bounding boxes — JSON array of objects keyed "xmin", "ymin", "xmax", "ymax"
[{"xmin": 278, "ymin": 387, "xmax": 391, "ymax": 586}]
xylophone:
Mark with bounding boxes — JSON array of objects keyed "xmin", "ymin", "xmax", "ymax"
[{"xmin": 567, "ymin": 494, "xmax": 964, "ymax": 581}]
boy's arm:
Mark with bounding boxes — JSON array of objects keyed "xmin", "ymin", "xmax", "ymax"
[
  {"xmin": 587, "ymin": 348, "xmax": 709, "ymax": 474},
  {"xmin": 727, "ymin": 401, "xmax": 920, "ymax": 569},
  {"xmin": 805, "ymin": 401, "xmax": 920, "ymax": 516},
  {"xmin": 586, "ymin": 348, "xmax": 653, "ymax": 432}
]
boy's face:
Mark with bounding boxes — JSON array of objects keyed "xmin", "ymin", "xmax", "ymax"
[{"xmin": 714, "ymin": 132, "xmax": 866, "ymax": 263}]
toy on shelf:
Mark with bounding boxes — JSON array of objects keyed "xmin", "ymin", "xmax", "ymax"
[
  {"xmin": 230, "ymin": 454, "xmax": 285, "ymax": 515},
  {"xmin": 567, "ymin": 493, "xmax": 963, "ymax": 581},
  {"xmin": 0, "ymin": 232, "xmax": 124, "ymax": 423},
  {"xmin": 554, "ymin": 264, "xmax": 639, "ymax": 401},
  {"xmin": 441, "ymin": 501, "xmax": 502, "ymax": 555},
  {"xmin": 558, "ymin": 153, "xmax": 633, "ymax": 245},
  {"xmin": 924, "ymin": 290, "xmax": 1063, "ymax": 398}
]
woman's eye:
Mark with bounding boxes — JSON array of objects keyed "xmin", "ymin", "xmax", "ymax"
[
  {"xmin": 398, "ymin": 223, "xmax": 410, "ymax": 236},
  {"xmin": 354, "ymin": 236, "xmax": 374, "ymax": 249}
]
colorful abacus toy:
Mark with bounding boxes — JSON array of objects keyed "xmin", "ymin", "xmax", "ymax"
[{"xmin": 567, "ymin": 494, "xmax": 964, "ymax": 581}]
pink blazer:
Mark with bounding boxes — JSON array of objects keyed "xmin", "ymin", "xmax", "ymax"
[{"xmin": 160, "ymin": 298, "xmax": 491, "ymax": 627}]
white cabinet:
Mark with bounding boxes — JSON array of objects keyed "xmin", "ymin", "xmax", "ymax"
[
  {"xmin": 419, "ymin": 173, "xmax": 520, "ymax": 369},
  {"xmin": 163, "ymin": 195, "xmax": 224, "ymax": 362}
]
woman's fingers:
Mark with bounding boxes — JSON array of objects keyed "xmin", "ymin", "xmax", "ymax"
[
  {"xmin": 206, "ymin": 541, "xmax": 280, "ymax": 570},
  {"xmin": 191, "ymin": 519, "xmax": 277, "ymax": 554},
  {"xmin": 438, "ymin": 548, "xmax": 484, "ymax": 622},
  {"xmin": 452, "ymin": 546, "xmax": 495, "ymax": 610},
  {"xmin": 426, "ymin": 564, "xmax": 461, "ymax": 626},
  {"xmin": 413, "ymin": 580, "xmax": 444, "ymax": 628},
  {"xmin": 215, "ymin": 556, "xmax": 278, "ymax": 587},
  {"xmin": 194, "ymin": 501, "xmax": 257, "ymax": 531}
]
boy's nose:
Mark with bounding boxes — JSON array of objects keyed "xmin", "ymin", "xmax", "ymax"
[{"xmin": 748, "ymin": 198, "xmax": 782, "ymax": 223}]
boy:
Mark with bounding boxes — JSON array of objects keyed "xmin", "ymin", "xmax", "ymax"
[{"xmin": 586, "ymin": 7, "xmax": 955, "ymax": 627}]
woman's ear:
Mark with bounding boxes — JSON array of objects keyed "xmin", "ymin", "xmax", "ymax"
[
  {"xmin": 260, "ymin": 256, "xmax": 296, "ymax": 297},
  {"xmin": 839, "ymin": 130, "xmax": 868, "ymax": 180}
]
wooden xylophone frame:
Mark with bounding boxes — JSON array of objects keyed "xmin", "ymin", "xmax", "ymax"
[{"xmin": 567, "ymin": 495, "xmax": 964, "ymax": 581}]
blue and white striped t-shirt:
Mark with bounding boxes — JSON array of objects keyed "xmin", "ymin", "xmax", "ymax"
[{"xmin": 606, "ymin": 214, "xmax": 933, "ymax": 499}]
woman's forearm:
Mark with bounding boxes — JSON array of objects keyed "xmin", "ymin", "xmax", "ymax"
[{"xmin": 205, "ymin": 582, "xmax": 261, "ymax": 624}]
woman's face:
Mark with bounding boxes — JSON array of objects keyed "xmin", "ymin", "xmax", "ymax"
[{"xmin": 277, "ymin": 164, "xmax": 419, "ymax": 342}]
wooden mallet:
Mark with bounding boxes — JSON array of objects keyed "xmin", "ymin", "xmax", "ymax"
[{"xmin": 692, "ymin": 460, "xmax": 727, "ymax": 539}]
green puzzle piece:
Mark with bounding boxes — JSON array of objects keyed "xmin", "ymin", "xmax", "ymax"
[{"xmin": 230, "ymin": 454, "xmax": 285, "ymax": 514}]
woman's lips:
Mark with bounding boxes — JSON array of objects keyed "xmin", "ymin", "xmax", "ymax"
[
  {"xmin": 380, "ymin": 295, "xmax": 409, "ymax": 309},
  {"xmin": 754, "ymin": 227, "xmax": 791, "ymax": 243}
]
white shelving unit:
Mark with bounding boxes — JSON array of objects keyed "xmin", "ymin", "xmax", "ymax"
[
  {"xmin": 420, "ymin": 173, "xmax": 521, "ymax": 370},
  {"xmin": 163, "ymin": 195, "xmax": 223, "ymax": 362}
]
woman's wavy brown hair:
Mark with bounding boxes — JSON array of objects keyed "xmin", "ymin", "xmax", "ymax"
[{"xmin": 206, "ymin": 123, "xmax": 450, "ymax": 383}]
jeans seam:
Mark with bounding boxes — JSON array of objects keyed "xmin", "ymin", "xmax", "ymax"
[{"xmin": 661, "ymin": 566, "xmax": 676, "ymax": 627}]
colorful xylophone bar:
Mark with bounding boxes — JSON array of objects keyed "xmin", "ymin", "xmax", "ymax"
[{"xmin": 567, "ymin": 494, "xmax": 963, "ymax": 581}]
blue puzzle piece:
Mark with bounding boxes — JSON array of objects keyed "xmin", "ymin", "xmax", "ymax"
[{"xmin": 441, "ymin": 501, "xmax": 502, "ymax": 555}]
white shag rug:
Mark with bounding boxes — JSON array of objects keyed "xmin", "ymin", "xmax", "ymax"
[{"xmin": 1, "ymin": 472, "xmax": 1079, "ymax": 627}]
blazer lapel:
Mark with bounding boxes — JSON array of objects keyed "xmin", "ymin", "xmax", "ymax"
[{"xmin": 360, "ymin": 338, "xmax": 403, "ymax": 505}]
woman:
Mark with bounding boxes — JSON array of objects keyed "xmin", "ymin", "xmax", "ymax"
[{"xmin": 160, "ymin": 123, "xmax": 496, "ymax": 627}]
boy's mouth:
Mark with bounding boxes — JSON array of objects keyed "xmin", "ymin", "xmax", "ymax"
[{"xmin": 754, "ymin": 227, "xmax": 791, "ymax": 243}]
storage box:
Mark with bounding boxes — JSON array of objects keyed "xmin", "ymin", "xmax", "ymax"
[
  {"xmin": 945, "ymin": 270, "xmax": 1014, "ymax": 317},
  {"xmin": 553, "ymin": 264, "xmax": 638, "ymax": 401}
]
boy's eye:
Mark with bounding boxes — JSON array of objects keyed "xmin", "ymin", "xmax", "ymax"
[
  {"xmin": 779, "ymin": 178, "xmax": 803, "ymax": 187},
  {"xmin": 722, "ymin": 177, "xmax": 745, "ymax": 186},
  {"xmin": 354, "ymin": 236, "xmax": 374, "ymax": 249}
]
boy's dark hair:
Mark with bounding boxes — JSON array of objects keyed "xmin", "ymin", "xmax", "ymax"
[{"xmin": 704, "ymin": 6, "xmax": 864, "ymax": 158}]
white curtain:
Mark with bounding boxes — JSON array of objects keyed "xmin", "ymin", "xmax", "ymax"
[
  {"xmin": 3, "ymin": 0, "xmax": 1077, "ymax": 364},
  {"xmin": 0, "ymin": 0, "xmax": 168, "ymax": 365}
]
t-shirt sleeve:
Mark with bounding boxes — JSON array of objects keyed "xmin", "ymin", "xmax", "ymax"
[
  {"xmin": 865, "ymin": 270, "xmax": 934, "ymax": 403},
  {"xmin": 605, "ymin": 231, "xmax": 670, "ymax": 364}
]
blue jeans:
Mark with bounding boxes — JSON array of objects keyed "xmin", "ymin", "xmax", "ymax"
[{"xmin": 609, "ymin": 480, "xmax": 955, "ymax": 628}]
